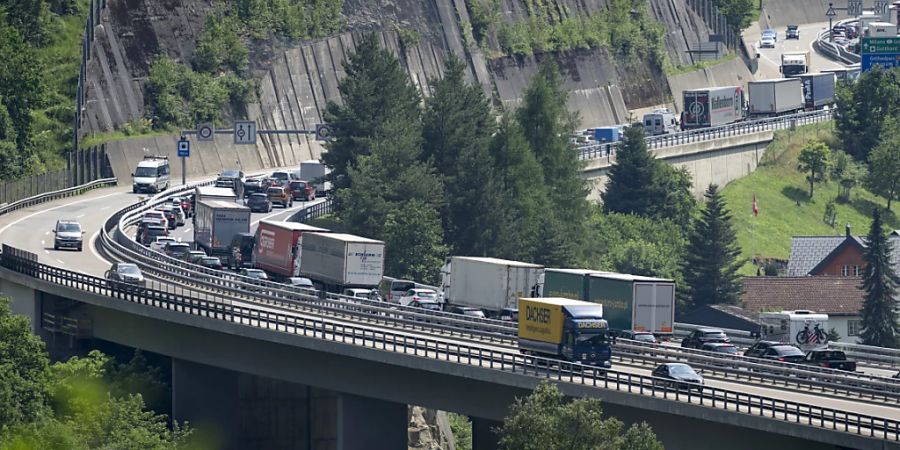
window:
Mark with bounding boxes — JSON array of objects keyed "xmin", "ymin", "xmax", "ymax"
[
  {"xmin": 853, "ymin": 265, "xmax": 861, "ymax": 276},
  {"xmin": 842, "ymin": 265, "xmax": 850, "ymax": 277},
  {"xmin": 847, "ymin": 320, "xmax": 862, "ymax": 337}
]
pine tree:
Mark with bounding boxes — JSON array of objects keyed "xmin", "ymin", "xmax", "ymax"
[
  {"xmin": 682, "ymin": 184, "xmax": 743, "ymax": 310},
  {"xmin": 382, "ymin": 199, "xmax": 448, "ymax": 285},
  {"xmin": 602, "ymin": 125, "xmax": 658, "ymax": 216},
  {"xmin": 322, "ymin": 33, "xmax": 421, "ymax": 190},
  {"xmin": 422, "ymin": 57, "xmax": 500, "ymax": 255},
  {"xmin": 859, "ymin": 208, "xmax": 900, "ymax": 348}
]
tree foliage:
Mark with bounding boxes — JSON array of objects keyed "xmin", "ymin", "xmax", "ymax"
[
  {"xmin": 382, "ymin": 199, "xmax": 448, "ymax": 285},
  {"xmin": 0, "ymin": 297, "xmax": 50, "ymax": 431},
  {"xmin": 681, "ymin": 184, "xmax": 743, "ymax": 311},
  {"xmin": 834, "ymin": 66, "xmax": 900, "ymax": 161},
  {"xmin": 0, "ymin": 20, "xmax": 46, "ymax": 157},
  {"xmin": 865, "ymin": 116, "xmax": 900, "ymax": 209},
  {"xmin": 859, "ymin": 209, "xmax": 900, "ymax": 348},
  {"xmin": 323, "ymin": 33, "xmax": 422, "ymax": 189},
  {"xmin": 497, "ymin": 381, "xmax": 664, "ymax": 450},
  {"xmin": 797, "ymin": 140, "xmax": 830, "ymax": 198},
  {"xmin": 711, "ymin": 0, "xmax": 755, "ymax": 31}
]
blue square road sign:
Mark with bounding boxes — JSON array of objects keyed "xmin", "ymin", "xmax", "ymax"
[{"xmin": 177, "ymin": 139, "xmax": 190, "ymax": 157}]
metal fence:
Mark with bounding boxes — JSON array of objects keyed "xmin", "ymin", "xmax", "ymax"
[
  {"xmin": 684, "ymin": 0, "xmax": 738, "ymax": 50},
  {"xmin": 0, "ymin": 145, "xmax": 113, "ymax": 206},
  {"xmin": 2, "ymin": 245, "xmax": 899, "ymax": 442},
  {"xmin": 74, "ymin": 0, "xmax": 107, "ymax": 152}
]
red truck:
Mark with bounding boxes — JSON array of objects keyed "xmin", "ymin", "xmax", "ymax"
[{"xmin": 252, "ymin": 220, "xmax": 328, "ymax": 279}]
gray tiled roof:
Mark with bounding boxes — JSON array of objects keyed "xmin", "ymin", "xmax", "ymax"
[
  {"xmin": 787, "ymin": 233, "xmax": 900, "ymax": 277},
  {"xmin": 786, "ymin": 236, "xmax": 846, "ymax": 276}
]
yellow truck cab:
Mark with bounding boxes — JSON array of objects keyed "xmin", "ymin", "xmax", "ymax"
[{"xmin": 518, "ymin": 297, "xmax": 613, "ymax": 368}]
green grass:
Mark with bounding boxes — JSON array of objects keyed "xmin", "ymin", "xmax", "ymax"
[
  {"xmin": 80, "ymin": 129, "xmax": 173, "ymax": 148},
  {"xmin": 721, "ymin": 122, "xmax": 899, "ymax": 275},
  {"xmin": 665, "ymin": 53, "xmax": 737, "ymax": 76},
  {"xmin": 305, "ymin": 214, "xmax": 343, "ymax": 231}
]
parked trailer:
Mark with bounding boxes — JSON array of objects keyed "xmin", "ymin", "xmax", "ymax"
[
  {"xmin": 193, "ymin": 200, "xmax": 251, "ymax": 265},
  {"xmin": 798, "ymin": 72, "xmax": 836, "ymax": 110},
  {"xmin": 540, "ymin": 269, "xmax": 676, "ymax": 335},
  {"xmin": 299, "ymin": 232, "xmax": 385, "ymax": 292},
  {"xmin": 759, "ymin": 310, "xmax": 830, "ymax": 351},
  {"xmin": 252, "ymin": 220, "xmax": 328, "ymax": 279},
  {"xmin": 441, "ymin": 256, "xmax": 543, "ymax": 316},
  {"xmin": 748, "ymin": 78, "xmax": 804, "ymax": 116},
  {"xmin": 680, "ymin": 86, "xmax": 744, "ymax": 130},
  {"xmin": 518, "ymin": 297, "xmax": 613, "ymax": 367}
]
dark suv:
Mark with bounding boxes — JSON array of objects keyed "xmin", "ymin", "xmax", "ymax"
[
  {"xmin": 758, "ymin": 345, "xmax": 805, "ymax": 363},
  {"xmin": 246, "ymin": 193, "xmax": 272, "ymax": 213},
  {"xmin": 742, "ymin": 340, "xmax": 783, "ymax": 358},
  {"xmin": 681, "ymin": 328, "xmax": 730, "ymax": 349},
  {"xmin": 786, "ymin": 25, "xmax": 799, "ymax": 39}
]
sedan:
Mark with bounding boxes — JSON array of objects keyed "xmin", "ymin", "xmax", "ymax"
[
  {"xmin": 652, "ymin": 363, "xmax": 704, "ymax": 391},
  {"xmin": 760, "ymin": 35, "xmax": 776, "ymax": 48},
  {"xmin": 399, "ymin": 288, "xmax": 440, "ymax": 306},
  {"xmin": 199, "ymin": 257, "xmax": 224, "ymax": 270},
  {"xmin": 759, "ymin": 345, "xmax": 806, "ymax": 363},
  {"xmin": 246, "ymin": 193, "xmax": 272, "ymax": 213},
  {"xmin": 105, "ymin": 262, "xmax": 146, "ymax": 288},
  {"xmin": 700, "ymin": 342, "xmax": 739, "ymax": 355},
  {"xmin": 620, "ymin": 330, "xmax": 658, "ymax": 344},
  {"xmin": 186, "ymin": 250, "xmax": 207, "ymax": 264},
  {"xmin": 762, "ymin": 28, "xmax": 777, "ymax": 41},
  {"xmin": 240, "ymin": 268, "xmax": 269, "ymax": 281}
]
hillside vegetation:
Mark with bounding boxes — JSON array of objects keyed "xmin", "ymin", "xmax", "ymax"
[{"xmin": 721, "ymin": 122, "xmax": 899, "ymax": 275}]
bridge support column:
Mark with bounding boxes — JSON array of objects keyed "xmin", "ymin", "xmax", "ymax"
[
  {"xmin": 471, "ymin": 417, "xmax": 501, "ymax": 450},
  {"xmin": 336, "ymin": 393, "xmax": 406, "ymax": 450}
]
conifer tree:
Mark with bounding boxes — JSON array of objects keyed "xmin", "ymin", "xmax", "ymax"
[
  {"xmin": 322, "ymin": 33, "xmax": 421, "ymax": 190},
  {"xmin": 602, "ymin": 125, "xmax": 659, "ymax": 216},
  {"xmin": 681, "ymin": 184, "xmax": 743, "ymax": 310},
  {"xmin": 859, "ymin": 209, "xmax": 900, "ymax": 348}
]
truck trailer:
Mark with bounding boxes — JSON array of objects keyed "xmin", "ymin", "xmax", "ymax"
[
  {"xmin": 299, "ymin": 232, "xmax": 385, "ymax": 292},
  {"xmin": 798, "ymin": 72, "xmax": 836, "ymax": 110},
  {"xmin": 518, "ymin": 297, "xmax": 613, "ymax": 367},
  {"xmin": 441, "ymin": 256, "xmax": 543, "ymax": 316},
  {"xmin": 680, "ymin": 86, "xmax": 744, "ymax": 130},
  {"xmin": 780, "ymin": 51, "xmax": 810, "ymax": 77},
  {"xmin": 195, "ymin": 186, "xmax": 237, "ymax": 203},
  {"xmin": 540, "ymin": 269, "xmax": 676, "ymax": 335},
  {"xmin": 298, "ymin": 160, "xmax": 330, "ymax": 196},
  {"xmin": 193, "ymin": 200, "xmax": 251, "ymax": 264},
  {"xmin": 252, "ymin": 220, "xmax": 329, "ymax": 279},
  {"xmin": 748, "ymin": 78, "xmax": 804, "ymax": 116}
]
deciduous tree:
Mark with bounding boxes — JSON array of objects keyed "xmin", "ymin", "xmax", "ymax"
[
  {"xmin": 865, "ymin": 116, "xmax": 900, "ymax": 209},
  {"xmin": 797, "ymin": 140, "xmax": 830, "ymax": 198},
  {"xmin": 497, "ymin": 381, "xmax": 664, "ymax": 450},
  {"xmin": 859, "ymin": 209, "xmax": 900, "ymax": 348}
]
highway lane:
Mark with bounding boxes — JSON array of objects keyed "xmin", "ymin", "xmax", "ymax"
[{"xmin": 745, "ymin": 22, "xmax": 850, "ymax": 80}]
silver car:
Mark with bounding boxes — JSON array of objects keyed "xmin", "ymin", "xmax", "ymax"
[
  {"xmin": 105, "ymin": 262, "xmax": 146, "ymax": 288},
  {"xmin": 53, "ymin": 220, "xmax": 84, "ymax": 251}
]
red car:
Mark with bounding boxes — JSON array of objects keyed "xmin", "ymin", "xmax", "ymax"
[{"xmin": 289, "ymin": 180, "xmax": 316, "ymax": 201}]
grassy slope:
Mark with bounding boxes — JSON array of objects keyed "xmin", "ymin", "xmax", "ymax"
[{"xmin": 720, "ymin": 122, "xmax": 899, "ymax": 275}]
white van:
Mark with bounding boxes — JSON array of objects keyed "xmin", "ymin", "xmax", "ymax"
[
  {"xmin": 643, "ymin": 109, "xmax": 679, "ymax": 136},
  {"xmin": 132, "ymin": 156, "xmax": 171, "ymax": 194}
]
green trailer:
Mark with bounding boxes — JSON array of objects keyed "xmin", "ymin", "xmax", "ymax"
[{"xmin": 541, "ymin": 269, "xmax": 676, "ymax": 334}]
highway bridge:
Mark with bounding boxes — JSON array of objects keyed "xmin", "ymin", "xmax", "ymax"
[{"xmin": 1, "ymin": 176, "xmax": 900, "ymax": 450}]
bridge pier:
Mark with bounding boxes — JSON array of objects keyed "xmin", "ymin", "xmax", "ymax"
[
  {"xmin": 172, "ymin": 359, "xmax": 407, "ymax": 450},
  {"xmin": 471, "ymin": 417, "xmax": 501, "ymax": 450}
]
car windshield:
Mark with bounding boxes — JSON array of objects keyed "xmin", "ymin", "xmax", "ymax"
[
  {"xmin": 58, "ymin": 223, "xmax": 81, "ymax": 232},
  {"xmin": 702, "ymin": 331, "xmax": 726, "ymax": 339},
  {"xmin": 577, "ymin": 333, "xmax": 610, "ymax": 345},
  {"xmin": 245, "ymin": 270, "xmax": 266, "ymax": 278},
  {"xmin": 221, "ymin": 170, "xmax": 239, "ymax": 178},
  {"xmin": 202, "ymin": 258, "xmax": 220, "ymax": 264},
  {"xmin": 249, "ymin": 194, "xmax": 268, "ymax": 200},
  {"xmin": 290, "ymin": 181, "xmax": 306, "ymax": 188},
  {"xmin": 272, "ymin": 173, "xmax": 288, "ymax": 180},
  {"xmin": 668, "ymin": 365, "xmax": 697, "ymax": 376},
  {"xmin": 118, "ymin": 265, "xmax": 140, "ymax": 275},
  {"xmin": 634, "ymin": 333, "xmax": 656, "ymax": 342},
  {"xmin": 416, "ymin": 291, "xmax": 437, "ymax": 299},
  {"xmin": 774, "ymin": 347, "xmax": 804, "ymax": 356},
  {"xmin": 134, "ymin": 167, "xmax": 157, "ymax": 177},
  {"xmin": 267, "ymin": 188, "xmax": 282, "ymax": 194},
  {"xmin": 714, "ymin": 346, "xmax": 738, "ymax": 354},
  {"xmin": 147, "ymin": 228, "xmax": 166, "ymax": 236}
]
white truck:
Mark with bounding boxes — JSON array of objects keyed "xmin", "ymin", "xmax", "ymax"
[
  {"xmin": 440, "ymin": 256, "xmax": 544, "ymax": 317},
  {"xmin": 193, "ymin": 200, "xmax": 251, "ymax": 264},
  {"xmin": 748, "ymin": 78, "xmax": 804, "ymax": 116},
  {"xmin": 780, "ymin": 52, "xmax": 810, "ymax": 77},
  {"xmin": 299, "ymin": 232, "xmax": 385, "ymax": 292}
]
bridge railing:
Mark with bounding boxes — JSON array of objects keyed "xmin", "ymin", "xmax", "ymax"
[
  {"xmin": 0, "ymin": 177, "xmax": 117, "ymax": 218},
  {"xmin": 2, "ymin": 244, "xmax": 898, "ymax": 442}
]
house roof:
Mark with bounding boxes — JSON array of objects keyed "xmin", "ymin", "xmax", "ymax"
[
  {"xmin": 741, "ymin": 276, "xmax": 864, "ymax": 316},
  {"xmin": 786, "ymin": 235, "xmax": 865, "ymax": 276},
  {"xmin": 807, "ymin": 237, "xmax": 866, "ymax": 275}
]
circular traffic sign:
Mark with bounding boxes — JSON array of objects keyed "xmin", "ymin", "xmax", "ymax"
[{"xmin": 198, "ymin": 123, "xmax": 214, "ymax": 141}]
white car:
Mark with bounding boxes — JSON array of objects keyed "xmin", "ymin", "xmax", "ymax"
[
  {"xmin": 399, "ymin": 288, "xmax": 440, "ymax": 307},
  {"xmin": 141, "ymin": 210, "xmax": 168, "ymax": 228},
  {"xmin": 760, "ymin": 36, "xmax": 776, "ymax": 48},
  {"xmin": 150, "ymin": 236, "xmax": 177, "ymax": 252},
  {"xmin": 343, "ymin": 288, "xmax": 383, "ymax": 301}
]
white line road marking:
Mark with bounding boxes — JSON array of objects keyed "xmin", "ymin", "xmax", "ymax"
[
  {"xmin": 40, "ymin": 240, "xmax": 45, "ymax": 246},
  {"xmin": 76, "ymin": 214, "xmax": 86, "ymax": 218},
  {"xmin": 100, "ymin": 206, "xmax": 110, "ymax": 211},
  {"xmin": 0, "ymin": 191, "xmax": 122, "ymax": 236},
  {"xmin": 56, "ymin": 259, "xmax": 65, "ymax": 265},
  {"xmin": 251, "ymin": 203, "xmax": 308, "ymax": 226},
  {"xmin": 89, "ymin": 229, "xmax": 112, "ymax": 266},
  {"xmin": 44, "ymin": 250, "xmax": 50, "ymax": 254},
  {"xmin": 184, "ymin": 227, "xmax": 192, "ymax": 233},
  {"xmin": 44, "ymin": 231, "xmax": 50, "ymax": 235}
]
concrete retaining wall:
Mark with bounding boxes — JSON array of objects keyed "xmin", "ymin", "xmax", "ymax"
[
  {"xmin": 762, "ymin": 0, "xmax": 834, "ymax": 28},
  {"xmin": 583, "ymin": 131, "xmax": 774, "ymax": 201}
]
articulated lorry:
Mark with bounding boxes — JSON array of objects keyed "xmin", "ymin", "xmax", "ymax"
[
  {"xmin": 193, "ymin": 200, "xmax": 251, "ymax": 265},
  {"xmin": 680, "ymin": 86, "xmax": 744, "ymax": 130},
  {"xmin": 299, "ymin": 232, "xmax": 385, "ymax": 292},
  {"xmin": 441, "ymin": 256, "xmax": 544, "ymax": 317},
  {"xmin": 518, "ymin": 297, "xmax": 613, "ymax": 367},
  {"xmin": 252, "ymin": 220, "xmax": 329, "ymax": 280},
  {"xmin": 541, "ymin": 269, "xmax": 676, "ymax": 335},
  {"xmin": 748, "ymin": 78, "xmax": 804, "ymax": 116}
]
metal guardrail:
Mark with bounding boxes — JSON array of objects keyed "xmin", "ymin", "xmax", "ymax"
[
  {"xmin": 0, "ymin": 177, "xmax": 117, "ymax": 217},
  {"xmin": 577, "ymin": 110, "xmax": 832, "ymax": 161},
  {"xmin": 2, "ymin": 246, "xmax": 899, "ymax": 442}
]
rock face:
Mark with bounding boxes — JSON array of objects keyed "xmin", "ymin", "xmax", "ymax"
[
  {"xmin": 80, "ymin": 0, "xmax": 720, "ymax": 140},
  {"xmin": 408, "ymin": 406, "xmax": 455, "ymax": 450}
]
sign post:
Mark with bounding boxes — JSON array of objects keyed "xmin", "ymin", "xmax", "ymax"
[
  {"xmin": 177, "ymin": 136, "xmax": 190, "ymax": 186},
  {"xmin": 826, "ymin": 3, "xmax": 837, "ymax": 42}
]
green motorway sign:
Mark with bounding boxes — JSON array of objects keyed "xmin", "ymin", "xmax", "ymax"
[{"xmin": 863, "ymin": 37, "xmax": 900, "ymax": 54}]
